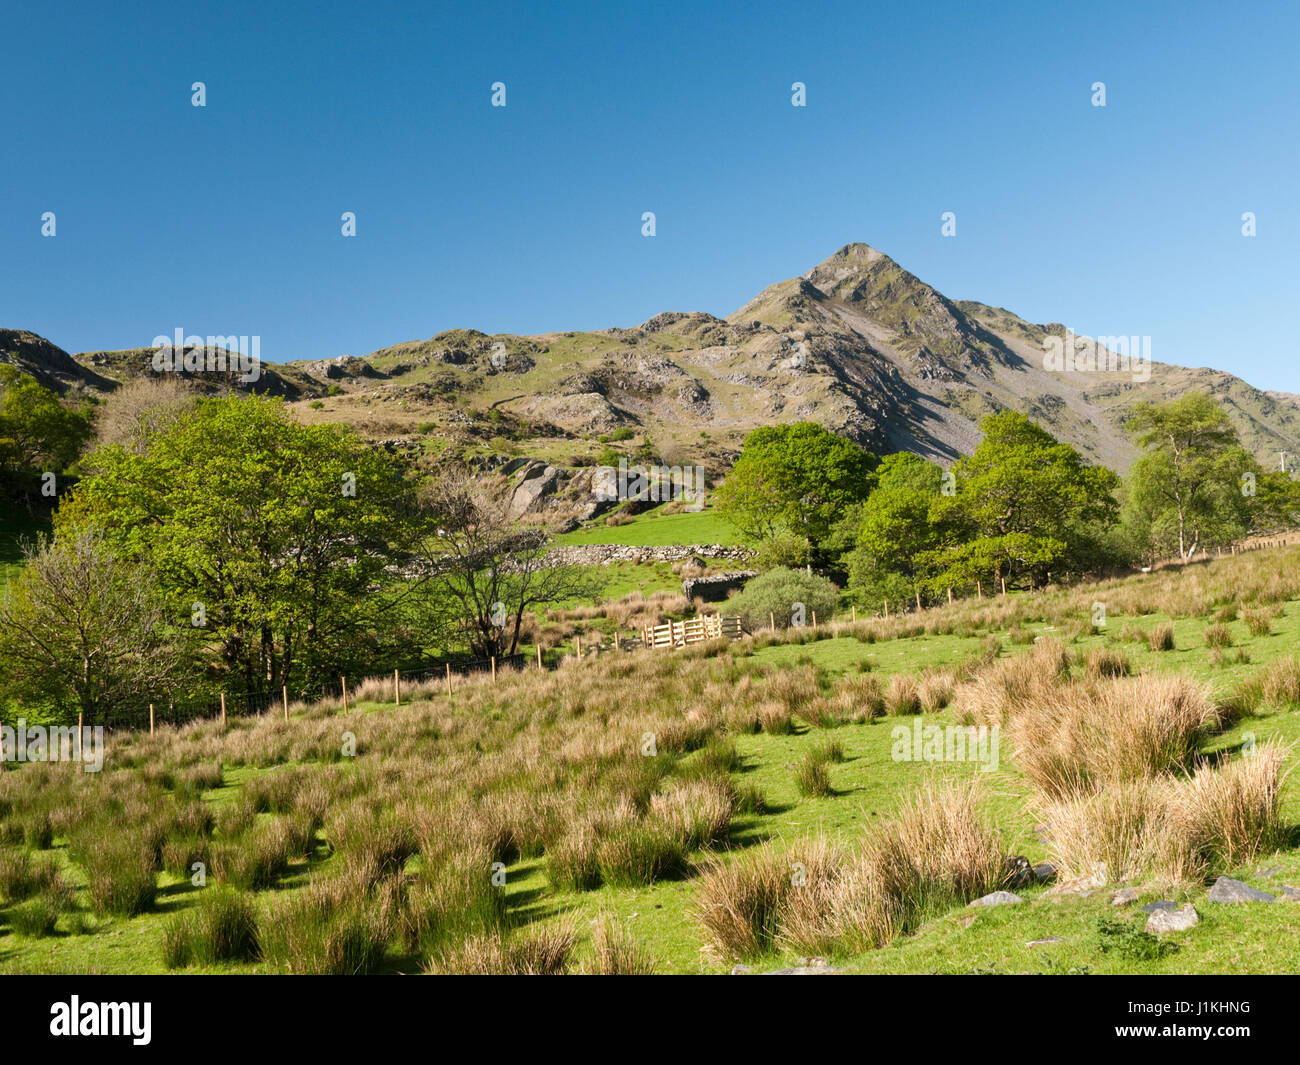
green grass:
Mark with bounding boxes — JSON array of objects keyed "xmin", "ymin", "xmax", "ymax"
[
  {"xmin": 6, "ymin": 556, "xmax": 1300, "ymax": 975},
  {"xmin": 5, "ymin": 693, "xmax": 1300, "ymax": 975},
  {"xmin": 552, "ymin": 504, "xmax": 742, "ymax": 547}
]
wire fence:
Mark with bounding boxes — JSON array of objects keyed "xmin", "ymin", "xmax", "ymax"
[{"xmin": 94, "ymin": 652, "xmax": 531, "ymax": 734}]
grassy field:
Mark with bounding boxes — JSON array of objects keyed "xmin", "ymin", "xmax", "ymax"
[
  {"xmin": 3, "ymin": 546, "xmax": 1300, "ymax": 975},
  {"xmin": 552, "ymin": 503, "xmax": 741, "ymax": 547}
]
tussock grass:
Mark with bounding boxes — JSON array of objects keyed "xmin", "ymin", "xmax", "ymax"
[
  {"xmin": 1149, "ymin": 623, "xmax": 1176, "ymax": 652},
  {"xmin": 1009, "ymin": 674, "xmax": 1218, "ymax": 800},
  {"xmin": 427, "ymin": 923, "xmax": 579, "ymax": 975},
  {"xmin": 586, "ymin": 913, "xmax": 656, "ymax": 975},
  {"xmin": 1041, "ymin": 743, "xmax": 1289, "ymax": 885},
  {"xmin": 162, "ymin": 886, "xmax": 259, "ymax": 968},
  {"xmin": 884, "ymin": 673, "xmax": 921, "ymax": 716},
  {"xmin": 0, "ymin": 850, "xmax": 59, "ymax": 902},
  {"xmin": 794, "ymin": 753, "xmax": 832, "ymax": 797},
  {"xmin": 211, "ymin": 819, "xmax": 295, "ymax": 890},
  {"xmin": 697, "ymin": 781, "xmax": 1005, "ymax": 959},
  {"xmin": 261, "ymin": 873, "xmax": 399, "ymax": 975},
  {"xmin": 72, "ymin": 835, "xmax": 158, "ymax": 916},
  {"xmin": 1204, "ymin": 622, "xmax": 1234, "ymax": 649},
  {"xmin": 9, "ymin": 878, "xmax": 74, "ymax": 937}
]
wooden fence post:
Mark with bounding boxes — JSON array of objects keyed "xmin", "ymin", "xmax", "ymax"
[
  {"xmin": 282, "ymin": 685, "xmax": 289, "ymax": 722},
  {"xmin": 770, "ymin": 612, "xmax": 775, "ymax": 632},
  {"xmin": 149, "ymin": 703, "xmax": 155, "ymax": 735},
  {"xmin": 614, "ymin": 632, "xmax": 621, "ymax": 652},
  {"xmin": 916, "ymin": 590, "xmax": 922, "ymax": 612},
  {"xmin": 884, "ymin": 600, "xmax": 889, "ymax": 619},
  {"xmin": 490, "ymin": 656, "xmax": 497, "ymax": 683},
  {"xmin": 219, "ymin": 694, "xmax": 226, "ymax": 727},
  {"xmin": 1000, "ymin": 577, "xmax": 1007, "ymax": 596},
  {"xmin": 445, "ymin": 663, "xmax": 453, "ymax": 697},
  {"xmin": 394, "ymin": 669, "xmax": 400, "ymax": 706},
  {"xmin": 536, "ymin": 644, "xmax": 543, "ymax": 668},
  {"xmin": 812, "ymin": 611, "xmax": 817, "ymax": 629},
  {"xmin": 947, "ymin": 587, "xmax": 953, "ymax": 605},
  {"xmin": 341, "ymin": 676, "xmax": 348, "ymax": 715},
  {"xmin": 976, "ymin": 580, "xmax": 982, "ymax": 599},
  {"xmin": 76, "ymin": 713, "xmax": 83, "ymax": 767},
  {"xmin": 851, "ymin": 605, "xmax": 857, "ymax": 623}
]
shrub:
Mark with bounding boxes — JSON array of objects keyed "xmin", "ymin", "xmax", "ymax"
[
  {"xmin": 1241, "ymin": 607, "xmax": 1273, "ymax": 637},
  {"xmin": 955, "ymin": 638, "xmax": 1070, "ymax": 725},
  {"xmin": 1164, "ymin": 742, "xmax": 1287, "ymax": 878},
  {"xmin": 545, "ymin": 822, "xmax": 603, "ymax": 892},
  {"xmin": 727, "ymin": 568, "xmax": 838, "ymax": 633},
  {"xmin": 1260, "ymin": 656, "xmax": 1300, "ymax": 707},
  {"xmin": 757, "ymin": 701, "xmax": 795, "ymax": 735},
  {"xmin": 918, "ymin": 672, "xmax": 955, "ymax": 712},
  {"xmin": 402, "ymin": 849, "xmax": 507, "ymax": 954},
  {"xmin": 1041, "ymin": 743, "xmax": 1287, "ymax": 885},
  {"xmin": 697, "ymin": 782, "xmax": 1003, "ymax": 959},
  {"xmin": 811, "ymin": 738, "xmax": 845, "ymax": 764},
  {"xmin": 329, "ymin": 808, "xmax": 417, "ymax": 885},
  {"xmin": 1037, "ymin": 780, "xmax": 1163, "ymax": 883},
  {"xmin": 863, "ymin": 779, "xmax": 1006, "ymax": 926},
  {"xmin": 1082, "ymin": 647, "xmax": 1131, "ymax": 679},
  {"xmin": 177, "ymin": 761, "xmax": 223, "ymax": 793},
  {"xmin": 733, "ymin": 783, "xmax": 768, "ymax": 814},
  {"xmin": 692, "ymin": 737, "xmax": 742, "ymax": 776},
  {"xmin": 837, "ymin": 673, "xmax": 885, "ymax": 722},
  {"xmin": 162, "ymin": 835, "xmax": 210, "ymax": 880}
]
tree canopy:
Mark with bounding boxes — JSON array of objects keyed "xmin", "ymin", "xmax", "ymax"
[
  {"xmin": 54, "ymin": 394, "xmax": 420, "ymax": 694},
  {"xmin": 715, "ymin": 422, "xmax": 876, "ymax": 562},
  {"xmin": 0, "ymin": 367, "xmax": 93, "ymax": 504},
  {"xmin": 1122, "ymin": 392, "xmax": 1258, "ymax": 562}
]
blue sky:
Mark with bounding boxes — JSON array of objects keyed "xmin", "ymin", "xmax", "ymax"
[{"xmin": 3, "ymin": 0, "xmax": 1298, "ymax": 390}]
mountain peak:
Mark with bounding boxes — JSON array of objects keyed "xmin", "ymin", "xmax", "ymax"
[
  {"xmin": 802, "ymin": 242, "xmax": 926, "ymax": 302},
  {"xmin": 806, "ymin": 241, "xmax": 890, "ymax": 276}
]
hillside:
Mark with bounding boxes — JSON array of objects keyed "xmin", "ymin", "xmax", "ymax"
[
  {"xmin": 4, "ymin": 545, "xmax": 1300, "ymax": 976},
  {"xmin": 6, "ymin": 243, "xmax": 1300, "ymax": 488}
]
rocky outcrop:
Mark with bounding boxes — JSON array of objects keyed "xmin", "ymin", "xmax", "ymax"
[
  {"xmin": 682, "ymin": 571, "xmax": 758, "ymax": 602},
  {"xmin": 503, "ymin": 461, "xmax": 621, "ymax": 523}
]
